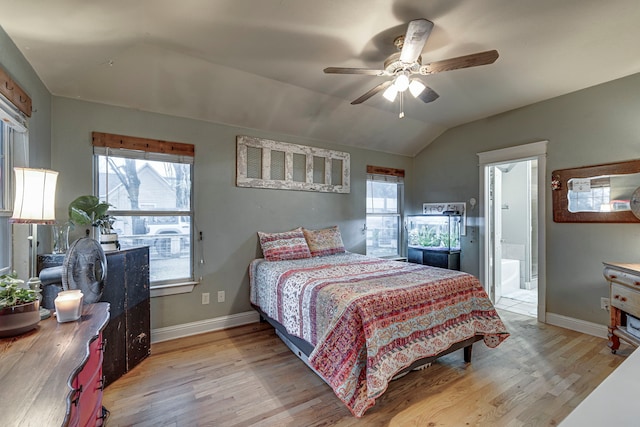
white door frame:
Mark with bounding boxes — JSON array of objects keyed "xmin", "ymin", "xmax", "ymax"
[
  {"xmin": 478, "ymin": 141, "xmax": 547, "ymax": 321},
  {"xmin": 491, "ymin": 166, "xmax": 504, "ymax": 303}
]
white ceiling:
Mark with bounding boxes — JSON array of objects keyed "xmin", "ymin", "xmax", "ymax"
[{"xmin": 2, "ymin": 0, "xmax": 640, "ymax": 156}]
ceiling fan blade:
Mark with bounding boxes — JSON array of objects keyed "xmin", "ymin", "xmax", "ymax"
[
  {"xmin": 351, "ymin": 80, "xmax": 393, "ymax": 105},
  {"xmin": 420, "ymin": 50, "xmax": 499, "ymax": 75},
  {"xmin": 324, "ymin": 67, "xmax": 385, "ymax": 76},
  {"xmin": 417, "ymin": 86, "xmax": 439, "ymax": 103},
  {"xmin": 399, "ymin": 19, "xmax": 434, "ymax": 63}
]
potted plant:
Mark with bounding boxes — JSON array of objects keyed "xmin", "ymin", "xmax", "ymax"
[
  {"xmin": 98, "ymin": 223, "xmax": 120, "ymax": 251},
  {"xmin": 0, "ymin": 273, "xmax": 40, "ymax": 337},
  {"xmin": 69, "ymin": 195, "xmax": 120, "ymax": 251}
]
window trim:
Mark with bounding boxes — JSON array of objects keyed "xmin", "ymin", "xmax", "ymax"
[
  {"xmin": 0, "ymin": 122, "xmax": 12, "ymax": 275},
  {"xmin": 0, "ymin": 92, "xmax": 29, "ymax": 276},
  {"xmin": 0, "ymin": 124, "xmax": 12, "ymax": 213}
]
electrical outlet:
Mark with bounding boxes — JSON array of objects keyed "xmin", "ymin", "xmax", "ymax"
[
  {"xmin": 201, "ymin": 292, "xmax": 210, "ymax": 305},
  {"xmin": 218, "ymin": 291, "xmax": 225, "ymax": 303},
  {"xmin": 601, "ymin": 297, "xmax": 609, "ymax": 310}
]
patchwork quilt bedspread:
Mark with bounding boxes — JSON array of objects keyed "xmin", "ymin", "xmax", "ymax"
[{"xmin": 249, "ymin": 252, "xmax": 509, "ymax": 416}]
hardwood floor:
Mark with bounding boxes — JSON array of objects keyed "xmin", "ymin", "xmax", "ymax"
[{"xmin": 103, "ymin": 310, "xmax": 631, "ymax": 426}]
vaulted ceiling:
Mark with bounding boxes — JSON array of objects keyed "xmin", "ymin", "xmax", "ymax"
[{"xmin": 2, "ymin": 0, "xmax": 640, "ymax": 156}]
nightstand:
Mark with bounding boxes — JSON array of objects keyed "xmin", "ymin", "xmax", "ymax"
[{"xmin": 603, "ymin": 262, "xmax": 640, "ymax": 352}]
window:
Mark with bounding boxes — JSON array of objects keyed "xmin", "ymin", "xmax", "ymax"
[
  {"xmin": 0, "ymin": 95, "xmax": 28, "ymax": 275},
  {"xmin": 93, "ymin": 132, "xmax": 194, "ymax": 286},
  {"xmin": 568, "ymin": 184, "xmax": 611, "ymax": 212},
  {"xmin": 366, "ymin": 166, "xmax": 404, "ymax": 258}
]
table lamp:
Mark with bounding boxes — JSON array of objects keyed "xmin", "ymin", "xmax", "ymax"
[{"xmin": 9, "ymin": 167, "xmax": 58, "ymax": 320}]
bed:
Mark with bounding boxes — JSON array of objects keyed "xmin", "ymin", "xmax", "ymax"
[{"xmin": 249, "ymin": 227, "xmax": 509, "ymax": 417}]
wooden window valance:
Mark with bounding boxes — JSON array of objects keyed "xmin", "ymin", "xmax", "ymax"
[
  {"xmin": 0, "ymin": 66, "xmax": 32, "ymax": 117},
  {"xmin": 92, "ymin": 132, "xmax": 194, "ymax": 156},
  {"xmin": 367, "ymin": 165, "xmax": 405, "ymax": 178}
]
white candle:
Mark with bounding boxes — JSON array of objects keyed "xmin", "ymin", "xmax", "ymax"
[{"xmin": 54, "ymin": 290, "xmax": 84, "ymax": 323}]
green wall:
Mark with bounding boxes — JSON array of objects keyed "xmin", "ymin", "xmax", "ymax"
[
  {"xmin": 1, "ymin": 26, "xmax": 52, "ymax": 279},
  {"xmin": 0, "ymin": 27, "xmax": 51, "ymax": 169},
  {"xmin": 51, "ymin": 97, "xmax": 413, "ymax": 329},
  {"xmin": 412, "ymin": 72, "xmax": 640, "ymax": 325},
  {"xmin": 3, "ymin": 19, "xmax": 413, "ymax": 330},
  {"xmin": 8, "ymin": 18, "xmax": 640, "ymax": 330}
]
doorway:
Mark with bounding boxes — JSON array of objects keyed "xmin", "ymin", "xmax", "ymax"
[
  {"xmin": 488, "ymin": 160, "xmax": 537, "ymax": 316},
  {"xmin": 478, "ymin": 141, "xmax": 547, "ymax": 321}
]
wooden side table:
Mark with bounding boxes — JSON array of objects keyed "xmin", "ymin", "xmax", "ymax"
[{"xmin": 603, "ymin": 262, "xmax": 640, "ymax": 353}]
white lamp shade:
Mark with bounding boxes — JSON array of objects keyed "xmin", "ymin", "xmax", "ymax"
[
  {"xmin": 394, "ymin": 73, "xmax": 410, "ymax": 92},
  {"xmin": 10, "ymin": 167, "xmax": 58, "ymax": 224},
  {"xmin": 382, "ymin": 85, "xmax": 398, "ymax": 102},
  {"xmin": 409, "ymin": 80, "xmax": 426, "ymax": 97}
]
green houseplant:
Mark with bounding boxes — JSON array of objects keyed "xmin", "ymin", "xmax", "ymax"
[
  {"xmin": 68, "ymin": 195, "xmax": 116, "ymax": 235},
  {"xmin": 69, "ymin": 195, "xmax": 120, "ymax": 250},
  {"xmin": 0, "ymin": 273, "xmax": 40, "ymax": 337}
]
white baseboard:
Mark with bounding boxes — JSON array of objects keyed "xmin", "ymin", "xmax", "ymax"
[
  {"xmin": 151, "ymin": 310, "xmax": 260, "ymax": 343},
  {"xmin": 545, "ymin": 312, "xmax": 608, "ymax": 339}
]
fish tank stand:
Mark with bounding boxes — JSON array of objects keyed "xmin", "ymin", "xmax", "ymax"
[{"xmin": 407, "ymin": 213, "xmax": 462, "ymax": 270}]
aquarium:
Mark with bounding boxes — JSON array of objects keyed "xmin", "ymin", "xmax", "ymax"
[{"xmin": 407, "ymin": 214, "xmax": 461, "ymax": 252}]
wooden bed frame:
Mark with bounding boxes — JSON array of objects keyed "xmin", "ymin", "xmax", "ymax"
[{"xmin": 253, "ymin": 305, "xmax": 482, "ymax": 381}]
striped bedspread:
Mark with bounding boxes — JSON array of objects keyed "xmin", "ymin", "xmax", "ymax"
[{"xmin": 249, "ymin": 252, "xmax": 509, "ymax": 417}]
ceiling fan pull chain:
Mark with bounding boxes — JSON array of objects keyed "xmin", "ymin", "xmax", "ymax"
[{"xmin": 399, "ymin": 91, "xmax": 405, "ymax": 119}]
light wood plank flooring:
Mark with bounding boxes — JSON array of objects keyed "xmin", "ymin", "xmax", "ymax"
[{"xmin": 103, "ymin": 310, "xmax": 631, "ymax": 426}]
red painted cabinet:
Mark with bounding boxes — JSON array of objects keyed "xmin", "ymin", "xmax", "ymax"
[{"xmin": 70, "ymin": 332, "xmax": 106, "ymax": 426}]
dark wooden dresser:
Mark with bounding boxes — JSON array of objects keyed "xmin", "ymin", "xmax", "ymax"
[
  {"xmin": 0, "ymin": 302, "xmax": 110, "ymax": 426},
  {"xmin": 39, "ymin": 245, "xmax": 151, "ymax": 387}
]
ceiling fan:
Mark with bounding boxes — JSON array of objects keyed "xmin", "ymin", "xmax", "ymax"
[{"xmin": 324, "ymin": 19, "xmax": 499, "ymax": 113}]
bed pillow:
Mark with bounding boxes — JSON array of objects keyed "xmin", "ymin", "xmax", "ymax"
[
  {"xmin": 303, "ymin": 226, "xmax": 346, "ymax": 257},
  {"xmin": 258, "ymin": 227, "xmax": 311, "ymax": 261}
]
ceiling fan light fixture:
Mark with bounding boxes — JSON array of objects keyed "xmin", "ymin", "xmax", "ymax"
[
  {"xmin": 394, "ymin": 72, "xmax": 410, "ymax": 92},
  {"xmin": 382, "ymin": 85, "xmax": 398, "ymax": 102},
  {"xmin": 323, "ymin": 19, "xmax": 497, "ymax": 109},
  {"xmin": 409, "ymin": 80, "xmax": 426, "ymax": 97}
]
